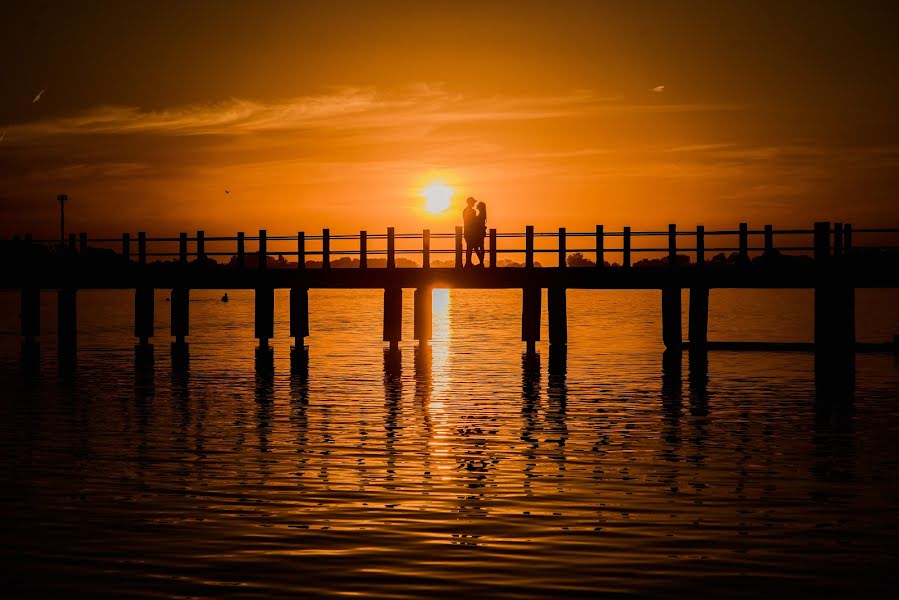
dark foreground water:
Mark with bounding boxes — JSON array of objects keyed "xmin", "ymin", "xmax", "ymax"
[{"xmin": 1, "ymin": 289, "xmax": 898, "ymax": 598}]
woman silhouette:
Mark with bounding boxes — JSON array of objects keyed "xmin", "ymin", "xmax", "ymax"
[{"xmin": 474, "ymin": 201, "xmax": 487, "ymax": 266}]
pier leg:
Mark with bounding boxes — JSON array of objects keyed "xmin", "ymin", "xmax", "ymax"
[
  {"xmin": 688, "ymin": 287, "xmax": 709, "ymax": 349},
  {"xmin": 58, "ymin": 288, "xmax": 77, "ymax": 355},
  {"xmin": 255, "ymin": 287, "xmax": 275, "ymax": 348},
  {"xmin": 170, "ymin": 288, "xmax": 189, "ymax": 346},
  {"xmin": 384, "ymin": 287, "xmax": 402, "ymax": 350},
  {"xmin": 548, "ymin": 287, "xmax": 567, "ymax": 346},
  {"xmin": 662, "ymin": 288, "xmax": 682, "ymax": 350},
  {"xmin": 20, "ymin": 287, "xmax": 40, "ymax": 348},
  {"xmin": 413, "ymin": 287, "xmax": 432, "ymax": 343},
  {"xmin": 134, "ymin": 287, "xmax": 154, "ymax": 346},
  {"xmin": 290, "ymin": 288, "xmax": 310, "ymax": 347},
  {"xmin": 815, "ymin": 284, "xmax": 855, "ymax": 355},
  {"xmin": 522, "ymin": 287, "xmax": 541, "ymax": 352}
]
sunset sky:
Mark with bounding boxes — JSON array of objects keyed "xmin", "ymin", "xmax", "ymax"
[{"xmin": 2, "ymin": 0, "xmax": 898, "ymax": 238}]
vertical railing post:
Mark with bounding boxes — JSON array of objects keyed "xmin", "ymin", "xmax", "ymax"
[
  {"xmin": 558, "ymin": 227, "xmax": 566, "ymax": 268},
  {"xmin": 764, "ymin": 225, "xmax": 774, "ymax": 254},
  {"xmin": 739, "ymin": 222, "xmax": 748, "ymax": 262},
  {"xmin": 844, "ymin": 224, "xmax": 852, "ymax": 255},
  {"xmin": 237, "ymin": 232, "xmax": 245, "ymax": 268},
  {"xmin": 422, "ymin": 229, "xmax": 430, "ymax": 268},
  {"xmin": 359, "ymin": 230, "xmax": 367, "ymax": 269},
  {"xmin": 138, "ymin": 232, "xmax": 147, "ymax": 266},
  {"xmin": 696, "ymin": 225, "xmax": 705, "ymax": 266},
  {"xmin": 455, "ymin": 226, "xmax": 463, "ymax": 268},
  {"xmin": 623, "ymin": 226, "xmax": 631, "ymax": 268},
  {"xmin": 595, "ymin": 224, "xmax": 604, "ymax": 268},
  {"xmin": 387, "ymin": 227, "xmax": 395, "ymax": 268},
  {"xmin": 668, "ymin": 224, "xmax": 677, "ymax": 266},
  {"xmin": 525, "ymin": 225, "xmax": 534, "ymax": 268},
  {"xmin": 258, "ymin": 229, "xmax": 267, "ymax": 270},
  {"xmin": 297, "ymin": 231, "xmax": 305, "ymax": 268},
  {"xmin": 489, "ymin": 228, "xmax": 497, "ymax": 268},
  {"xmin": 196, "ymin": 230, "xmax": 205, "ymax": 261},
  {"xmin": 79, "ymin": 232, "xmax": 87, "ymax": 255},
  {"xmin": 122, "ymin": 233, "xmax": 131, "ymax": 262},
  {"xmin": 322, "ymin": 228, "xmax": 330, "ymax": 269},
  {"xmin": 179, "ymin": 233, "xmax": 188, "ymax": 264}
]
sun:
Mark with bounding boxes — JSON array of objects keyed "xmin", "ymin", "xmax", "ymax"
[{"xmin": 421, "ymin": 182, "xmax": 454, "ymax": 214}]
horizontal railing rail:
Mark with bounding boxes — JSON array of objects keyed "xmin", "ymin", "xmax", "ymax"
[{"xmin": 7, "ymin": 223, "xmax": 899, "ymax": 270}]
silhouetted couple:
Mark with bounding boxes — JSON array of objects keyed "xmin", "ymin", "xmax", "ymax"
[{"xmin": 463, "ymin": 197, "xmax": 487, "ymax": 267}]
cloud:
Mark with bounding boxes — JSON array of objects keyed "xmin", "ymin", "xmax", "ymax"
[
  {"xmin": 651, "ymin": 85, "xmax": 665, "ymax": 93},
  {"xmin": 2, "ymin": 86, "xmax": 741, "ymax": 143}
]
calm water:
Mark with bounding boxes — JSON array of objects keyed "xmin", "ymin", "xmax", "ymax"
[{"xmin": 1, "ymin": 288, "xmax": 898, "ymax": 598}]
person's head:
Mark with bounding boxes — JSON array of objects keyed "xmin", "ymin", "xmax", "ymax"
[
  {"xmin": 466, "ymin": 197, "xmax": 476, "ymax": 207},
  {"xmin": 476, "ymin": 201, "xmax": 486, "ymax": 212}
]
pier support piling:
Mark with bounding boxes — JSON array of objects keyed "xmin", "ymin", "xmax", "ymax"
[
  {"xmin": 548, "ymin": 287, "xmax": 567, "ymax": 346},
  {"xmin": 688, "ymin": 287, "xmax": 709, "ymax": 349},
  {"xmin": 58, "ymin": 288, "xmax": 77, "ymax": 354},
  {"xmin": 662, "ymin": 288, "xmax": 682, "ymax": 350},
  {"xmin": 414, "ymin": 287, "xmax": 432, "ymax": 343},
  {"xmin": 290, "ymin": 287, "xmax": 310, "ymax": 345},
  {"xmin": 134, "ymin": 287, "xmax": 154, "ymax": 346},
  {"xmin": 522, "ymin": 287, "xmax": 541, "ymax": 353},
  {"xmin": 814, "ymin": 221, "xmax": 855, "ymax": 355},
  {"xmin": 20, "ymin": 287, "xmax": 40, "ymax": 348},
  {"xmin": 170, "ymin": 288, "xmax": 189, "ymax": 345},
  {"xmin": 255, "ymin": 287, "xmax": 275, "ymax": 347},
  {"xmin": 384, "ymin": 287, "xmax": 402, "ymax": 351}
]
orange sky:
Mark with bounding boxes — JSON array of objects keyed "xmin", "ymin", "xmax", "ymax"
[{"xmin": 1, "ymin": 0, "xmax": 898, "ymax": 238}]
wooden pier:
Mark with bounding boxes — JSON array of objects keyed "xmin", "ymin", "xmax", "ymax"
[{"xmin": 3, "ymin": 222, "xmax": 898, "ymax": 357}]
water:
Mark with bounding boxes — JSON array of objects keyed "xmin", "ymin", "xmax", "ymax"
[{"xmin": 1, "ymin": 288, "xmax": 898, "ymax": 598}]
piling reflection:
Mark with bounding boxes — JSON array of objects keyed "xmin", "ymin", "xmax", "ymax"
[
  {"xmin": 289, "ymin": 346, "xmax": 310, "ymax": 480},
  {"xmin": 255, "ymin": 346, "xmax": 275, "ymax": 464},
  {"xmin": 686, "ymin": 350, "xmax": 710, "ymax": 470},
  {"xmin": 133, "ymin": 345, "xmax": 154, "ymax": 487},
  {"xmin": 813, "ymin": 351, "xmax": 855, "ymax": 484},
  {"xmin": 659, "ymin": 349, "xmax": 683, "ymax": 492},
  {"xmin": 413, "ymin": 344, "xmax": 433, "ymax": 435},
  {"xmin": 413, "ymin": 343, "xmax": 434, "ymax": 493},
  {"xmin": 169, "ymin": 342, "xmax": 192, "ymax": 485},
  {"xmin": 521, "ymin": 350, "xmax": 541, "ymax": 493},
  {"xmin": 546, "ymin": 345, "xmax": 568, "ymax": 476},
  {"xmin": 19, "ymin": 342, "xmax": 40, "ymax": 383},
  {"xmin": 383, "ymin": 347, "xmax": 402, "ymax": 486}
]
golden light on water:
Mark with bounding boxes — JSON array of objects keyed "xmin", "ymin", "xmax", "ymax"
[{"xmin": 421, "ymin": 183, "xmax": 454, "ymax": 214}]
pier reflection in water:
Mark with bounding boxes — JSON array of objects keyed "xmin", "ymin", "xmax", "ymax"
[{"xmin": 0, "ymin": 288, "xmax": 896, "ymax": 598}]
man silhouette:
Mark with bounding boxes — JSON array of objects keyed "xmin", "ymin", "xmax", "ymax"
[{"xmin": 462, "ymin": 196, "xmax": 480, "ymax": 267}]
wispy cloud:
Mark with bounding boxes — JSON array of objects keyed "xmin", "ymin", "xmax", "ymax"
[{"xmin": 3, "ymin": 86, "xmax": 743, "ymax": 142}]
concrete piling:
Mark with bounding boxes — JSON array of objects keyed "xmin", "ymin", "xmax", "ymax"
[
  {"xmin": 548, "ymin": 287, "xmax": 567, "ymax": 346},
  {"xmin": 522, "ymin": 287, "xmax": 541, "ymax": 353},
  {"xmin": 290, "ymin": 287, "xmax": 309, "ymax": 345},
  {"xmin": 414, "ymin": 287, "xmax": 432, "ymax": 343},
  {"xmin": 662, "ymin": 287, "xmax": 682, "ymax": 350},
  {"xmin": 384, "ymin": 287, "xmax": 402, "ymax": 351}
]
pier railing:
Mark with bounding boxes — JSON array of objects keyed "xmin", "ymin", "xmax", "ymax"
[{"xmin": 14, "ymin": 222, "xmax": 899, "ymax": 269}]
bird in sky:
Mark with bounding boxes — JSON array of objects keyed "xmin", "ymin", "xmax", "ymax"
[
  {"xmin": 225, "ymin": 190, "xmax": 230, "ymax": 194},
  {"xmin": 33, "ymin": 89, "xmax": 45, "ymax": 103},
  {"xmin": 651, "ymin": 85, "xmax": 665, "ymax": 93}
]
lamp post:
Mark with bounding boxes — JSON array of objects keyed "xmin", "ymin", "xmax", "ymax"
[{"xmin": 57, "ymin": 194, "xmax": 68, "ymax": 244}]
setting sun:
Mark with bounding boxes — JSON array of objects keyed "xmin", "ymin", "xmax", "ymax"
[{"xmin": 421, "ymin": 183, "xmax": 454, "ymax": 214}]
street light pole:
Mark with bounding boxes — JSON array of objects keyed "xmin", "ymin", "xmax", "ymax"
[{"xmin": 57, "ymin": 194, "xmax": 68, "ymax": 244}]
